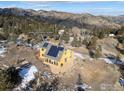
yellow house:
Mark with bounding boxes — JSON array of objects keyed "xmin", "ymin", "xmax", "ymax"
[{"xmin": 39, "ymin": 41, "xmax": 74, "ymax": 74}]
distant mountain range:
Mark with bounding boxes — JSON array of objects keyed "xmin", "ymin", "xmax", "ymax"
[
  {"xmin": 101, "ymin": 15, "xmax": 124, "ymax": 25},
  {"xmin": 0, "ymin": 8, "xmax": 123, "ymax": 30}
]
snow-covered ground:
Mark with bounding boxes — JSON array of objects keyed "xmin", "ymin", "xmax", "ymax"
[
  {"xmin": 18, "ymin": 64, "xmax": 38, "ymax": 89},
  {"xmin": 74, "ymin": 52, "xmax": 93, "ymax": 61},
  {"xmin": 0, "ymin": 46, "xmax": 7, "ymax": 57},
  {"xmin": 74, "ymin": 52, "xmax": 84, "ymax": 59},
  {"xmin": 75, "ymin": 83, "xmax": 91, "ymax": 91},
  {"xmin": 99, "ymin": 57, "xmax": 122, "ymax": 64},
  {"xmin": 99, "ymin": 58, "xmax": 115, "ymax": 64},
  {"xmin": 33, "ymin": 43, "xmax": 42, "ymax": 50}
]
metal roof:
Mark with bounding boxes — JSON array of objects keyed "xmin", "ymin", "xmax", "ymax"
[{"xmin": 43, "ymin": 42, "xmax": 49, "ymax": 48}]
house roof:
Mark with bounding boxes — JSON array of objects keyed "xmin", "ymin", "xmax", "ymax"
[
  {"xmin": 47, "ymin": 45, "xmax": 64, "ymax": 57},
  {"xmin": 43, "ymin": 42, "xmax": 49, "ymax": 48},
  {"xmin": 41, "ymin": 41, "xmax": 65, "ymax": 61}
]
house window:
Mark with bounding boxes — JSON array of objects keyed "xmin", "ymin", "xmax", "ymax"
[
  {"xmin": 49, "ymin": 59, "xmax": 51, "ymax": 63},
  {"xmin": 54, "ymin": 62, "xmax": 58, "ymax": 66},
  {"xmin": 51, "ymin": 61, "xmax": 53, "ymax": 64},
  {"xmin": 65, "ymin": 58, "xmax": 67, "ymax": 62},
  {"xmin": 42, "ymin": 48, "xmax": 44, "ymax": 51},
  {"xmin": 42, "ymin": 54, "xmax": 44, "ymax": 56},
  {"xmin": 46, "ymin": 59, "xmax": 48, "ymax": 62},
  {"xmin": 60, "ymin": 63, "xmax": 63, "ymax": 67},
  {"xmin": 51, "ymin": 60, "xmax": 55, "ymax": 64}
]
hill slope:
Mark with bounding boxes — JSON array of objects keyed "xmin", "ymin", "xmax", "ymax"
[
  {"xmin": 0, "ymin": 8, "xmax": 121, "ymax": 30},
  {"xmin": 101, "ymin": 15, "xmax": 124, "ymax": 25}
]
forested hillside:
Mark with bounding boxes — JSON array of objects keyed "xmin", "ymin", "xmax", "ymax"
[{"xmin": 0, "ymin": 14, "xmax": 64, "ymax": 40}]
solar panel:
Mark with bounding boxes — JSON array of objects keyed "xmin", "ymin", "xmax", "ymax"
[
  {"xmin": 43, "ymin": 42, "xmax": 48, "ymax": 48},
  {"xmin": 58, "ymin": 47, "xmax": 64, "ymax": 51},
  {"xmin": 47, "ymin": 45, "xmax": 64, "ymax": 57}
]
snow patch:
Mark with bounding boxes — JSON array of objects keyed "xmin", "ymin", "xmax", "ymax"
[
  {"xmin": 0, "ymin": 46, "xmax": 7, "ymax": 57},
  {"xmin": 19, "ymin": 64, "xmax": 38, "ymax": 88},
  {"xmin": 74, "ymin": 52, "xmax": 84, "ymax": 59},
  {"xmin": 99, "ymin": 58, "xmax": 114, "ymax": 64}
]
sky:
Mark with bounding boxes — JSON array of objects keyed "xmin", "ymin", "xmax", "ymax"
[{"xmin": 0, "ymin": 1, "xmax": 124, "ymax": 16}]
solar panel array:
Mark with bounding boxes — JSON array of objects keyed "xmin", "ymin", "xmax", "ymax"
[
  {"xmin": 47, "ymin": 45, "xmax": 64, "ymax": 57},
  {"xmin": 43, "ymin": 42, "xmax": 48, "ymax": 48}
]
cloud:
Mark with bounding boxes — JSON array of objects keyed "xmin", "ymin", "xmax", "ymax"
[{"xmin": 93, "ymin": 7, "xmax": 114, "ymax": 10}]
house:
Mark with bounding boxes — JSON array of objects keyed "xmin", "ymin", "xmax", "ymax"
[{"xmin": 38, "ymin": 41, "xmax": 74, "ymax": 74}]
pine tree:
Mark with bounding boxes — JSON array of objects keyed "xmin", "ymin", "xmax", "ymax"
[{"xmin": 0, "ymin": 67, "xmax": 21, "ymax": 90}]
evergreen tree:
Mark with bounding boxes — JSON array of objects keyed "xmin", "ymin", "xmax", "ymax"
[{"xmin": 0, "ymin": 66, "xmax": 21, "ymax": 90}]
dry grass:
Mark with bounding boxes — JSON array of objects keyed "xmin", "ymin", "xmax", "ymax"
[
  {"xmin": 61, "ymin": 58, "xmax": 120, "ymax": 90},
  {"xmin": 0, "ymin": 44, "xmax": 51, "ymax": 73}
]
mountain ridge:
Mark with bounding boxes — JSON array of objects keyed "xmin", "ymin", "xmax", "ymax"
[{"xmin": 0, "ymin": 7, "xmax": 121, "ymax": 30}]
